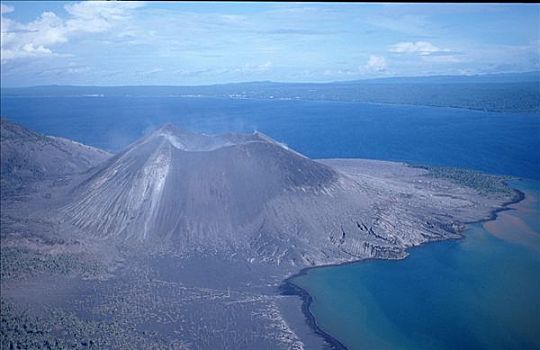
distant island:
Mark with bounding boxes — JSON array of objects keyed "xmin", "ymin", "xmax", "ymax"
[{"xmin": 2, "ymin": 71, "xmax": 539, "ymax": 113}]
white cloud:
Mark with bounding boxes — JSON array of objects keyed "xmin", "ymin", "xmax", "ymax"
[
  {"xmin": 257, "ymin": 61, "xmax": 272, "ymax": 72},
  {"xmin": 22, "ymin": 43, "xmax": 52, "ymax": 55},
  {"xmin": 365, "ymin": 55, "xmax": 387, "ymax": 72},
  {"xmin": 143, "ymin": 68, "xmax": 164, "ymax": 75},
  {"xmin": 64, "ymin": 1, "xmax": 143, "ymax": 33},
  {"xmin": 172, "ymin": 64, "xmax": 272, "ymax": 78},
  {"xmin": 422, "ymin": 55, "xmax": 462, "ymax": 63},
  {"xmin": 389, "ymin": 41, "xmax": 450, "ymax": 56},
  {"xmin": 235, "ymin": 61, "xmax": 273, "ymax": 73},
  {"xmin": 218, "ymin": 14, "xmax": 247, "ymax": 25},
  {"xmin": 0, "ymin": 4, "xmax": 14, "ymax": 14},
  {"xmin": 1, "ymin": 1, "xmax": 144, "ymax": 62},
  {"xmin": 67, "ymin": 65, "xmax": 90, "ymax": 74}
]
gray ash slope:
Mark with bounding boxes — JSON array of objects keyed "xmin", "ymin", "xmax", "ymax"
[
  {"xmin": 1, "ymin": 118, "xmax": 110, "ymax": 197},
  {"xmin": 60, "ymin": 123, "xmax": 512, "ymax": 266}
]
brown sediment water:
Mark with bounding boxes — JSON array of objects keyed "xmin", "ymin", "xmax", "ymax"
[
  {"xmin": 483, "ymin": 185, "xmax": 540, "ymax": 253},
  {"xmin": 483, "ymin": 213, "xmax": 540, "ymax": 253},
  {"xmin": 508, "ymin": 189, "xmax": 537, "ymax": 213}
]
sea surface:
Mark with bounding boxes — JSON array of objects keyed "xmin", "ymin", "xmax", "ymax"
[
  {"xmin": 291, "ymin": 180, "xmax": 540, "ymax": 350},
  {"xmin": 1, "ymin": 96, "xmax": 539, "ymax": 349},
  {"xmin": 1, "ymin": 96, "xmax": 539, "ymax": 179}
]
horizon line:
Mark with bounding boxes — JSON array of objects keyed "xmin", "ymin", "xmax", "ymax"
[{"xmin": 2, "ymin": 70, "xmax": 539, "ymax": 89}]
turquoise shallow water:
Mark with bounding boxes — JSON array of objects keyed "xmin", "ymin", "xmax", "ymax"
[{"xmin": 292, "ymin": 180, "xmax": 540, "ymax": 350}]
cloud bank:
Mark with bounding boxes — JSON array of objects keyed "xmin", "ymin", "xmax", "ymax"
[
  {"xmin": 1, "ymin": 1, "xmax": 143, "ymax": 62},
  {"xmin": 365, "ymin": 55, "xmax": 387, "ymax": 72},
  {"xmin": 389, "ymin": 41, "xmax": 450, "ymax": 56},
  {"xmin": 0, "ymin": 2, "xmax": 538, "ymax": 86}
]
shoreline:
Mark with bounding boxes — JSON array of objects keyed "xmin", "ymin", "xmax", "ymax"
[
  {"xmin": 3, "ymin": 94, "xmax": 538, "ymax": 114},
  {"xmin": 280, "ymin": 180, "xmax": 527, "ymax": 350}
]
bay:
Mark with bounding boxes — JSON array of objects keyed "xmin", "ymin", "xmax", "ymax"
[{"xmin": 291, "ymin": 180, "xmax": 540, "ymax": 350}]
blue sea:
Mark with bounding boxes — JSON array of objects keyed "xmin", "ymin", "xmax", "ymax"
[
  {"xmin": 1, "ymin": 96, "xmax": 539, "ymax": 349},
  {"xmin": 1, "ymin": 96, "xmax": 539, "ymax": 179}
]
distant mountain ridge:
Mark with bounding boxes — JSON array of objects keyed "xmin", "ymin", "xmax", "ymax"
[
  {"xmin": 2, "ymin": 71, "xmax": 538, "ymax": 112},
  {"xmin": 342, "ymin": 70, "xmax": 540, "ymax": 84},
  {"xmin": 2, "ymin": 71, "xmax": 539, "ymax": 91}
]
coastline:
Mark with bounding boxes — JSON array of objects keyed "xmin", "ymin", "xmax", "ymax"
[
  {"xmin": 464, "ymin": 184, "xmax": 525, "ymax": 225},
  {"xmin": 280, "ymin": 180, "xmax": 527, "ymax": 350},
  {"xmin": 4, "ymin": 94, "xmax": 537, "ymax": 114}
]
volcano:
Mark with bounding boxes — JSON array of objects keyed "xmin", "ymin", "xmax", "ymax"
[
  {"xmin": 62, "ymin": 125, "xmax": 368, "ymax": 264},
  {"xmin": 59, "ymin": 123, "xmax": 509, "ymax": 266}
]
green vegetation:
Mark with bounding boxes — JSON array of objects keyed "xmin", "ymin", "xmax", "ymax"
[
  {"xmin": 0, "ymin": 255, "xmax": 297, "ymax": 349},
  {"xmin": 414, "ymin": 165, "xmax": 515, "ymax": 196},
  {"xmin": 0, "ymin": 247, "xmax": 103, "ymax": 280},
  {"xmin": 0, "ymin": 299, "xmax": 184, "ymax": 349}
]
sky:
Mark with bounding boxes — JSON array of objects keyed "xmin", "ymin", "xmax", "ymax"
[{"xmin": 1, "ymin": 1, "xmax": 539, "ymax": 87}]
